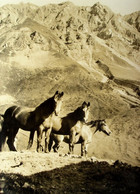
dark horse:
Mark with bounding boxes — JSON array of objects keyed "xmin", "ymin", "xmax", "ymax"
[
  {"xmin": 0, "ymin": 91, "xmax": 64, "ymax": 152},
  {"xmin": 37, "ymin": 101, "xmax": 90, "ymax": 153},
  {"xmin": 48, "ymin": 120, "xmax": 111, "ymax": 156}
]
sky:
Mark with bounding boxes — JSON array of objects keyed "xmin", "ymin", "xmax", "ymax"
[{"xmin": 0, "ymin": 0, "xmax": 139, "ymax": 15}]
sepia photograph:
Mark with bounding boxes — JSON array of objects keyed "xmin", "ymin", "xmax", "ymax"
[{"xmin": 0, "ymin": 0, "xmax": 140, "ymax": 193}]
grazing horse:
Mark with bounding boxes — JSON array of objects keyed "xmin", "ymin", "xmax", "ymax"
[
  {"xmin": 37, "ymin": 101, "xmax": 90, "ymax": 153},
  {"xmin": 48, "ymin": 119, "xmax": 111, "ymax": 156},
  {"xmin": 0, "ymin": 91, "xmax": 64, "ymax": 152}
]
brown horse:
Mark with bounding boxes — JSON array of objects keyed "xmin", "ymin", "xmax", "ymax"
[
  {"xmin": 0, "ymin": 91, "xmax": 64, "ymax": 152},
  {"xmin": 38, "ymin": 101, "xmax": 90, "ymax": 153},
  {"xmin": 48, "ymin": 120, "xmax": 111, "ymax": 156}
]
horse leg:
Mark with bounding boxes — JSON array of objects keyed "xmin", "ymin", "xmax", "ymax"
[
  {"xmin": 81, "ymin": 142, "xmax": 88, "ymax": 157},
  {"xmin": 53, "ymin": 141, "xmax": 60, "ymax": 153},
  {"xmin": 36, "ymin": 125, "xmax": 44, "ymax": 153},
  {"xmin": 44, "ymin": 128, "xmax": 52, "ymax": 153},
  {"xmin": 7, "ymin": 128, "xmax": 19, "ymax": 151},
  {"xmin": 48, "ymin": 134, "xmax": 53, "ymax": 152},
  {"xmin": 69, "ymin": 131, "xmax": 76, "ymax": 155},
  {"xmin": 69, "ymin": 143, "xmax": 74, "ymax": 155},
  {"xmin": 84, "ymin": 144, "xmax": 88, "ymax": 157},
  {"xmin": 27, "ymin": 130, "xmax": 35, "ymax": 150},
  {"xmin": 81, "ymin": 142, "xmax": 84, "ymax": 156}
]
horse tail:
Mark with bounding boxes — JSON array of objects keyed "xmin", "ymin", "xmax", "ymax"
[
  {"xmin": 0, "ymin": 106, "xmax": 17, "ymax": 151},
  {"xmin": 0, "ymin": 119, "xmax": 7, "ymax": 151}
]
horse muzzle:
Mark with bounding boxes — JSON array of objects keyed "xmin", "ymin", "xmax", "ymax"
[{"xmin": 107, "ymin": 131, "xmax": 111, "ymax": 136}]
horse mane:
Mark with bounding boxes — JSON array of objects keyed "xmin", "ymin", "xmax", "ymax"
[
  {"xmin": 64, "ymin": 106, "xmax": 85, "ymax": 122},
  {"xmin": 87, "ymin": 120, "xmax": 104, "ymax": 128},
  {"xmin": 35, "ymin": 96, "xmax": 56, "ymax": 116}
]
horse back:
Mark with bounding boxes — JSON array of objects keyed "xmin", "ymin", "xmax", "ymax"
[
  {"xmin": 4, "ymin": 105, "xmax": 34, "ymax": 129},
  {"xmin": 13, "ymin": 107, "xmax": 35, "ymax": 128},
  {"xmin": 4, "ymin": 106, "xmax": 17, "ymax": 118}
]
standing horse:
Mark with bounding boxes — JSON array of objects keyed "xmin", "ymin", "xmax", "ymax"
[
  {"xmin": 48, "ymin": 120, "xmax": 111, "ymax": 156},
  {"xmin": 0, "ymin": 91, "xmax": 64, "ymax": 152},
  {"xmin": 38, "ymin": 101, "xmax": 90, "ymax": 153}
]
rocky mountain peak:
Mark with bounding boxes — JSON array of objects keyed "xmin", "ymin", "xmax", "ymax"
[
  {"xmin": 0, "ymin": 2, "xmax": 140, "ymax": 68},
  {"xmin": 91, "ymin": 2, "xmax": 110, "ymax": 14},
  {"xmin": 124, "ymin": 11, "xmax": 140, "ymax": 32}
]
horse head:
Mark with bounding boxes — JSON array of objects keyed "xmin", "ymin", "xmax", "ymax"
[
  {"xmin": 81, "ymin": 101, "xmax": 90, "ymax": 122},
  {"xmin": 94, "ymin": 120, "xmax": 111, "ymax": 136},
  {"xmin": 54, "ymin": 91, "xmax": 64, "ymax": 116}
]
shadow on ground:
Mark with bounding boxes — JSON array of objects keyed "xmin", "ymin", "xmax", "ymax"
[{"xmin": 1, "ymin": 160, "xmax": 140, "ymax": 194}]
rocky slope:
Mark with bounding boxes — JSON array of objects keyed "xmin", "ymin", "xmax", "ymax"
[
  {"xmin": 0, "ymin": 2, "xmax": 140, "ymax": 166},
  {"xmin": 124, "ymin": 11, "xmax": 140, "ymax": 32}
]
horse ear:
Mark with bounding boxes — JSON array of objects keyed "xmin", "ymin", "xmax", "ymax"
[
  {"xmin": 87, "ymin": 102, "xmax": 90, "ymax": 107},
  {"xmin": 55, "ymin": 91, "xmax": 59, "ymax": 95},
  {"xmin": 61, "ymin": 92, "xmax": 64, "ymax": 97},
  {"xmin": 54, "ymin": 91, "xmax": 59, "ymax": 101},
  {"xmin": 82, "ymin": 101, "xmax": 86, "ymax": 108}
]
